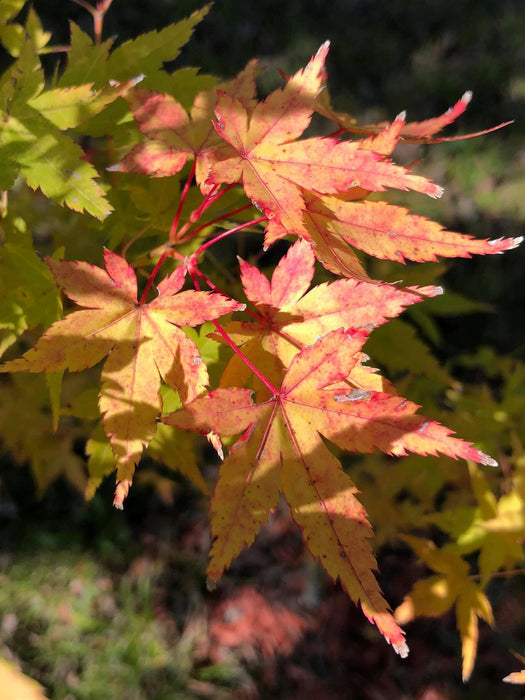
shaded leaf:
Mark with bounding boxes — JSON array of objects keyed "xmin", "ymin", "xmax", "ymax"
[
  {"xmin": 395, "ymin": 536, "xmax": 494, "ymax": 681},
  {"xmin": 0, "ymin": 216, "xmax": 62, "ymax": 357},
  {"xmin": 0, "ymin": 250, "xmax": 242, "ymax": 505}
]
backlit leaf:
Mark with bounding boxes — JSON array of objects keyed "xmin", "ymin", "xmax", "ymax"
[
  {"xmin": 117, "ymin": 58, "xmax": 258, "ymax": 193},
  {"xmin": 167, "ymin": 330, "xmax": 498, "ymax": 654},
  {"xmin": 217, "ymin": 239, "xmax": 443, "ymax": 392},
  {"xmin": 208, "ymin": 44, "xmax": 442, "ymax": 246}
]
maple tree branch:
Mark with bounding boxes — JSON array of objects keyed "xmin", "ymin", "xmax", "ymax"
[
  {"xmin": 72, "ymin": 0, "xmax": 114, "ymax": 44},
  {"xmin": 139, "ymin": 248, "xmax": 171, "ymax": 304},
  {"xmin": 327, "ymin": 126, "xmax": 347, "ymax": 139},
  {"xmin": 178, "ymin": 204, "xmax": 257, "ymax": 244},
  {"xmin": 169, "ymin": 161, "xmax": 197, "ymax": 242},
  {"xmin": 469, "ymin": 568, "xmax": 525, "ymax": 582},
  {"xmin": 174, "ymin": 183, "xmax": 240, "ymax": 241},
  {"xmin": 121, "ymin": 224, "xmax": 152, "ymax": 258},
  {"xmin": 189, "ymin": 217, "xmax": 267, "ymax": 260}
]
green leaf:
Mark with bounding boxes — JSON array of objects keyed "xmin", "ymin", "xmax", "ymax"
[
  {"xmin": 0, "ymin": 152, "xmax": 19, "ymax": 190},
  {"xmin": 1, "ymin": 104, "xmax": 113, "ymax": 219},
  {"xmin": 104, "ymin": 173, "xmax": 181, "ymax": 249},
  {"xmin": 148, "ymin": 423, "xmax": 209, "ymax": 494},
  {"xmin": 0, "ymin": 217, "xmax": 62, "ymax": 357},
  {"xmin": 29, "ymin": 82, "xmax": 137, "ymax": 129},
  {"xmin": 0, "ymin": 21, "xmax": 24, "ymax": 56},
  {"xmin": 85, "ymin": 424, "xmax": 116, "ymax": 501},
  {"xmin": 58, "ymin": 22, "xmax": 113, "ymax": 88},
  {"xmin": 0, "ymin": 30, "xmax": 112, "ymax": 218},
  {"xmin": 0, "ymin": 8, "xmax": 51, "ymax": 57},
  {"xmin": 142, "ymin": 67, "xmax": 217, "ymax": 110},
  {"xmin": 0, "ymin": 29, "xmax": 44, "ymax": 105},
  {"xmin": 365, "ymin": 318, "xmax": 451, "ymax": 386},
  {"xmin": 0, "ymin": 0, "xmax": 26, "ymax": 24},
  {"xmin": 105, "ymin": 6, "xmax": 211, "ymax": 84}
]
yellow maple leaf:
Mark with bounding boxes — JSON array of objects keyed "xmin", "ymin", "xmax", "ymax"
[{"xmin": 395, "ymin": 536, "xmax": 494, "ymax": 681}]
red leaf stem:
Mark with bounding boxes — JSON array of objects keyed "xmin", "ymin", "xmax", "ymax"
[
  {"xmin": 189, "ymin": 267, "xmax": 278, "ymax": 396},
  {"xmin": 169, "ymin": 161, "xmax": 197, "ymax": 242}
]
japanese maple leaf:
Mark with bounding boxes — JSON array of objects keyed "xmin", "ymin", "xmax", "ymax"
[
  {"xmin": 165, "ymin": 329, "xmax": 497, "ymax": 655},
  {"xmin": 297, "ymin": 113, "xmax": 522, "ymax": 274},
  {"xmin": 114, "ymin": 59, "xmax": 258, "ymax": 193},
  {"xmin": 218, "ymin": 239, "xmax": 442, "ymax": 391},
  {"xmin": 395, "ymin": 536, "xmax": 494, "ymax": 681},
  {"xmin": 303, "ymin": 191, "xmax": 522, "ymax": 272},
  {"xmin": 207, "ymin": 43, "xmax": 442, "ymax": 246},
  {"xmin": 317, "ymin": 89, "xmax": 512, "ymax": 144},
  {"xmin": 0, "ymin": 249, "xmax": 242, "ymax": 506}
]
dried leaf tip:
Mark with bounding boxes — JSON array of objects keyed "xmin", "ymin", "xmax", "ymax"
[
  {"xmin": 395, "ymin": 110, "xmax": 407, "ymax": 122},
  {"xmin": 317, "ymin": 40, "xmax": 331, "ymax": 53},
  {"xmin": 503, "ymin": 673, "xmax": 524, "ymax": 685},
  {"xmin": 206, "ymin": 577, "xmax": 219, "ymax": 592},
  {"xmin": 393, "ymin": 641, "xmax": 410, "ymax": 659},
  {"xmin": 461, "ymin": 90, "xmax": 473, "ymax": 104},
  {"xmin": 479, "ymin": 452, "xmax": 498, "ymax": 468}
]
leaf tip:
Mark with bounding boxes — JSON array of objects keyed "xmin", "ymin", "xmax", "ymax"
[
  {"xmin": 206, "ymin": 576, "xmax": 220, "ymax": 592},
  {"xmin": 478, "ymin": 452, "xmax": 498, "ymax": 468},
  {"xmin": 113, "ymin": 480, "xmax": 131, "ymax": 509},
  {"xmin": 461, "ymin": 90, "xmax": 473, "ymax": 105},
  {"xmin": 395, "ymin": 110, "xmax": 407, "ymax": 123},
  {"xmin": 107, "ymin": 163, "xmax": 121, "ymax": 172},
  {"xmin": 502, "ymin": 235, "xmax": 523, "ymax": 250},
  {"xmin": 503, "ymin": 672, "xmax": 525, "ymax": 685},
  {"xmin": 393, "ymin": 640, "xmax": 410, "ymax": 658},
  {"xmin": 430, "ymin": 184, "xmax": 445, "ymax": 199}
]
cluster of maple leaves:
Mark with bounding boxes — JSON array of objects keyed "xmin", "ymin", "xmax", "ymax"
[{"xmin": 1, "ymin": 15, "xmax": 522, "ymax": 664}]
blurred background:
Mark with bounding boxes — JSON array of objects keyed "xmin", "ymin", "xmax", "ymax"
[{"xmin": 1, "ymin": 1, "xmax": 524, "ymax": 698}]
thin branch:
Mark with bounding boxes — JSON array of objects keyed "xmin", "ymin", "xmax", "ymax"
[{"xmin": 189, "ymin": 267, "xmax": 279, "ymax": 396}]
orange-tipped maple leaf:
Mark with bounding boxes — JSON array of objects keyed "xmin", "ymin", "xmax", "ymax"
[
  {"xmin": 303, "ymin": 194, "xmax": 522, "ymax": 269},
  {"xmin": 217, "ymin": 239, "xmax": 443, "ymax": 391},
  {"xmin": 165, "ymin": 329, "xmax": 497, "ymax": 655},
  {"xmin": 114, "ymin": 59, "xmax": 258, "ymax": 192},
  {"xmin": 318, "ymin": 88, "xmax": 513, "ymax": 143},
  {"xmin": 0, "ymin": 249, "xmax": 242, "ymax": 506},
  {"xmin": 206, "ymin": 42, "xmax": 443, "ymax": 246}
]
